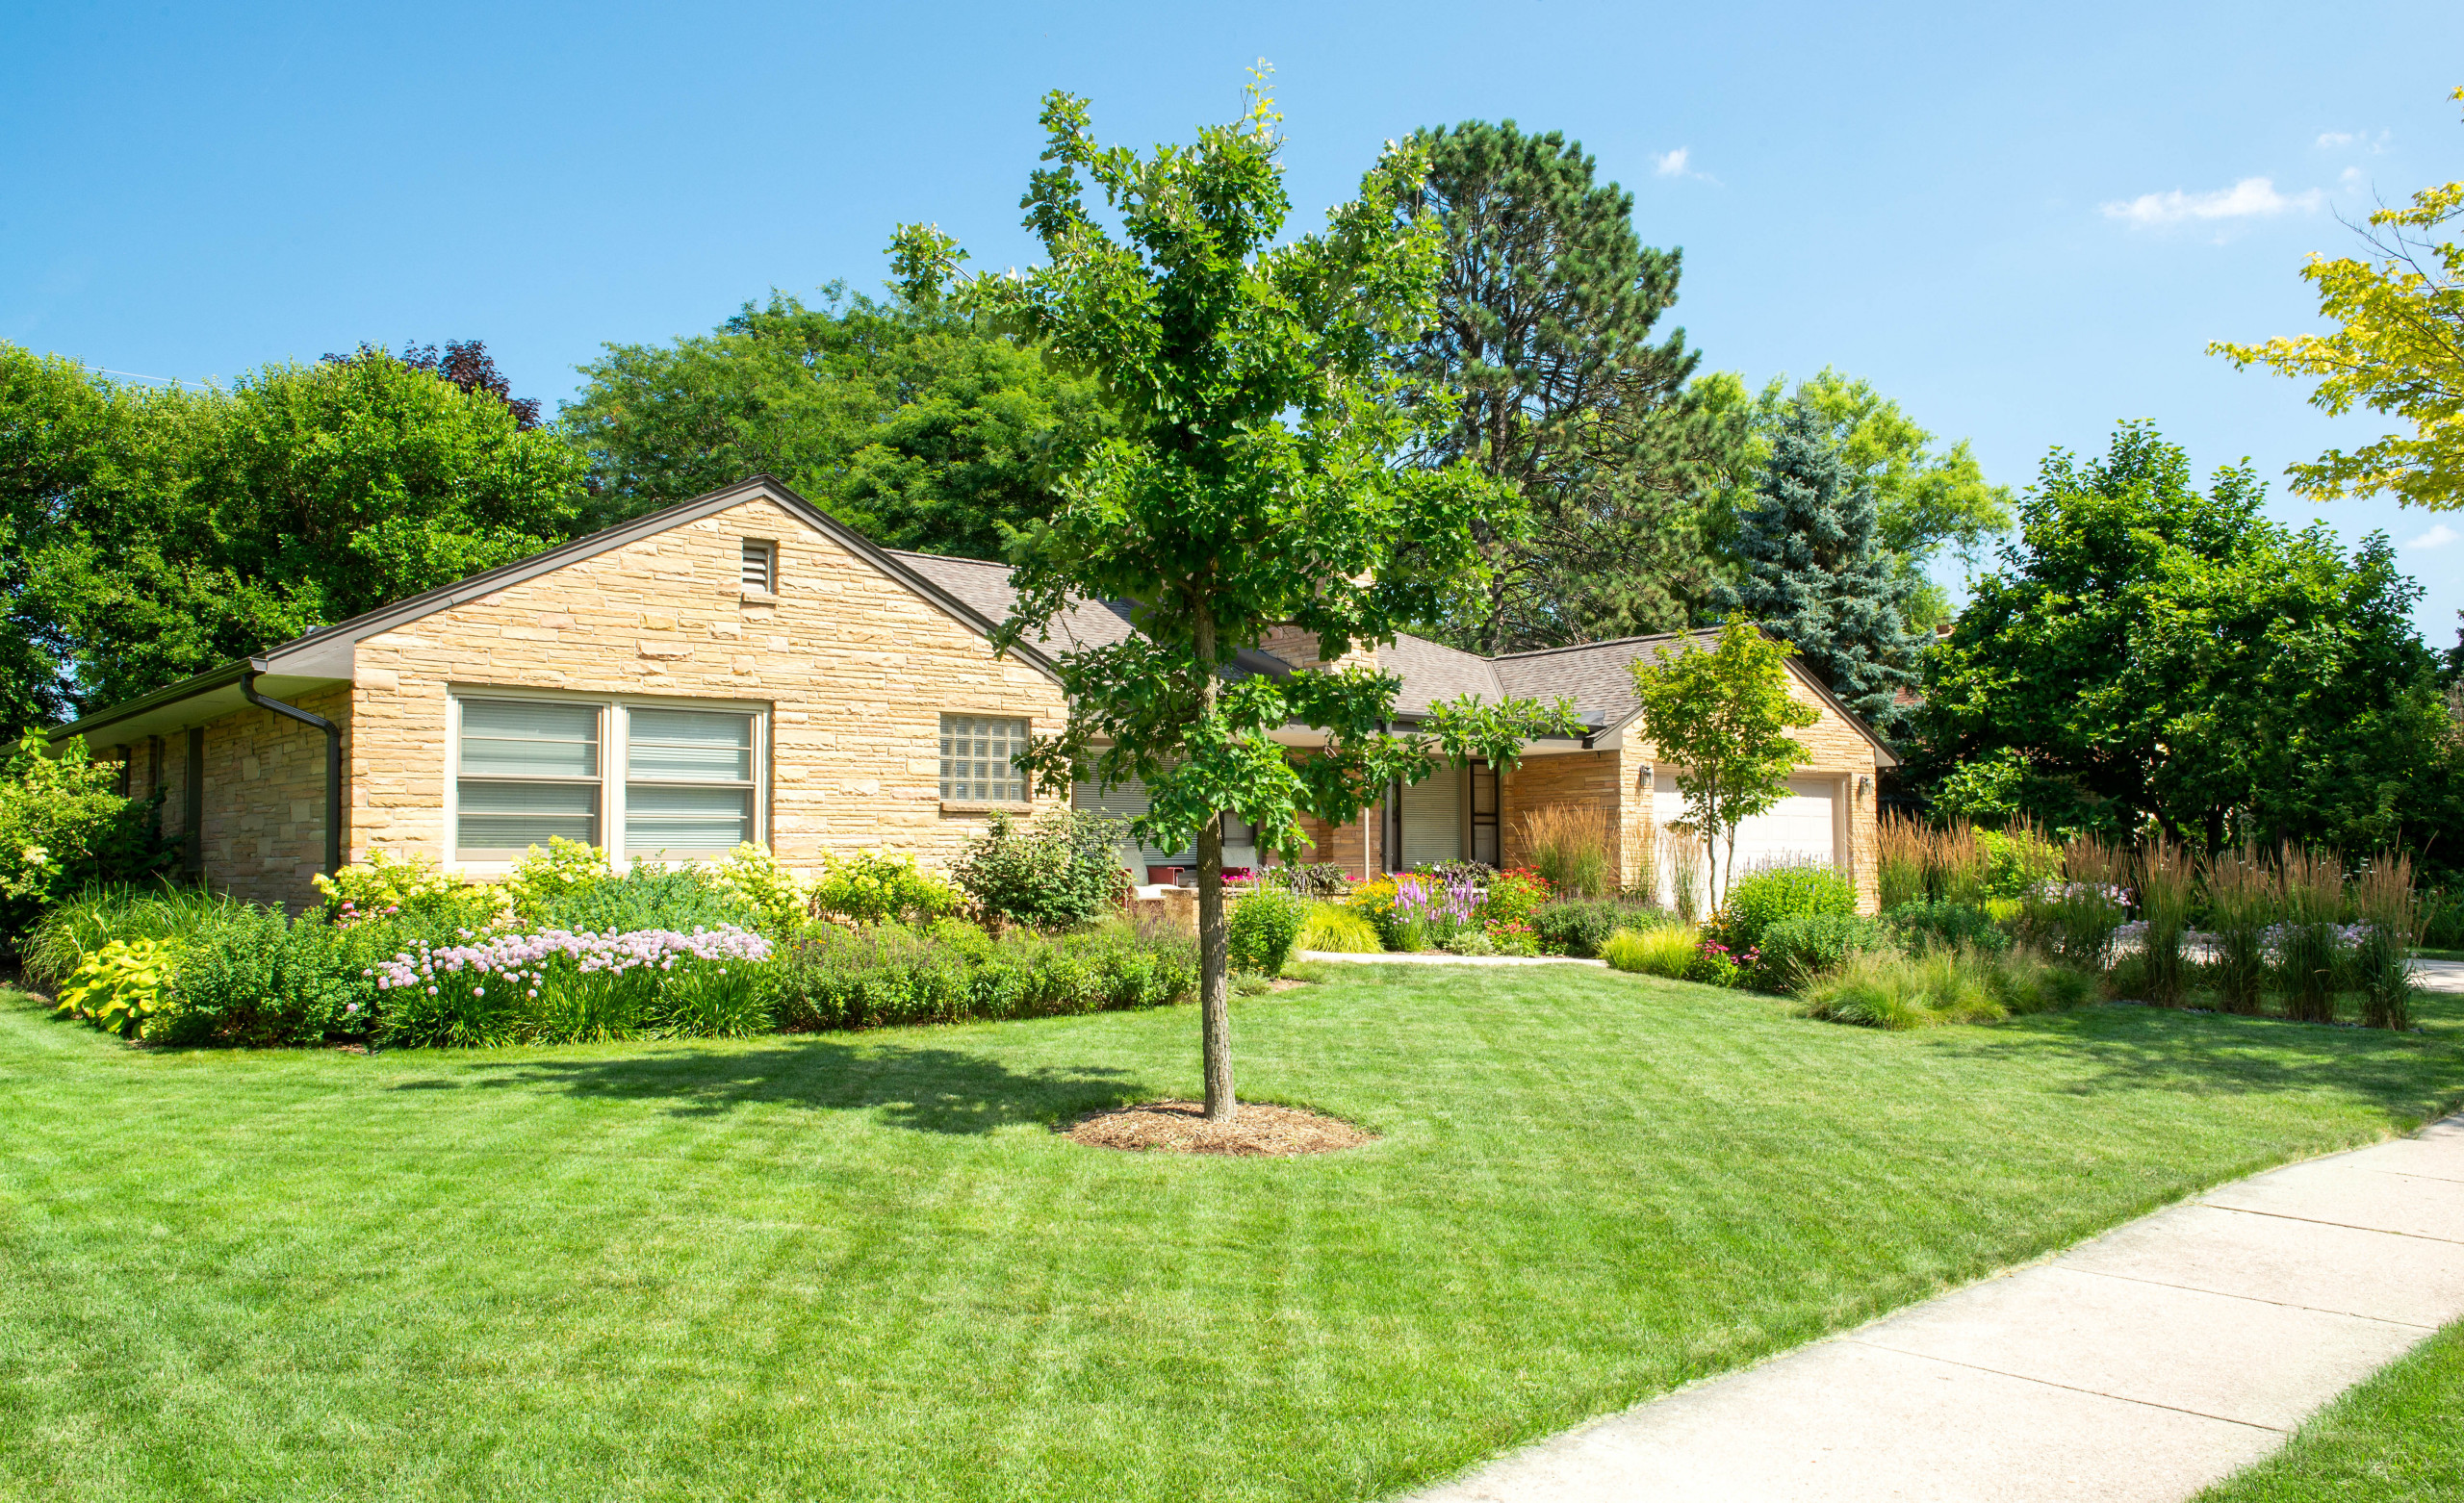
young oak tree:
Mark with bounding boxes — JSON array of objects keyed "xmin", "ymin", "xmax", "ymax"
[
  {"xmin": 1629, "ymin": 617, "xmax": 1817, "ymax": 909},
  {"xmin": 891, "ymin": 78, "xmax": 1576, "ymax": 1121}
]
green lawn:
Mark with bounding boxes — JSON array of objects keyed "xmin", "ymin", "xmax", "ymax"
[
  {"xmin": 2197, "ymin": 1318, "xmax": 2464, "ymax": 1502},
  {"xmin": 3, "ymin": 967, "xmax": 2459, "ymax": 1503}
]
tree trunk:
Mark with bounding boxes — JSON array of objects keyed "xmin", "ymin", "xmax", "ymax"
[{"xmin": 1193, "ymin": 605, "xmax": 1236, "ymax": 1122}]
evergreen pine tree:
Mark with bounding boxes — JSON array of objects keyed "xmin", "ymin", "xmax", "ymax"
[{"xmin": 1717, "ymin": 396, "xmax": 1928, "ymax": 735}]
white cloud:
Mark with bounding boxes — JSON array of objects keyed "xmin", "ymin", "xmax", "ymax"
[
  {"xmin": 2316, "ymin": 131, "xmax": 2360, "ymax": 148},
  {"xmin": 2100, "ymin": 176, "xmax": 2323, "ymax": 226},
  {"xmin": 2403, "ymin": 522, "xmax": 2458, "ymax": 549},
  {"xmin": 1654, "ymin": 147, "xmax": 1690, "ymax": 177}
]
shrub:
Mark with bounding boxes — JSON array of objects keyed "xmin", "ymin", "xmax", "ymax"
[
  {"xmin": 706, "ymin": 843, "xmax": 813, "ymax": 936},
  {"xmin": 1528, "ymin": 900, "xmax": 1666, "ymax": 957},
  {"xmin": 0, "ymin": 734, "xmax": 179, "ymax": 948},
  {"xmin": 1227, "ymin": 888, "xmax": 1309, "ymax": 976},
  {"xmin": 1260, "ymin": 862, "xmax": 1349, "ymax": 899},
  {"xmin": 811, "ymin": 850, "xmax": 958, "ymax": 928},
  {"xmin": 541, "ymin": 860, "xmax": 759, "ymax": 936},
  {"xmin": 1441, "ymin": 930, "xmax": 1497, "ymax": 956},
  {"xmin": 163, "ymin": 907, "xmax": 367, "ymax": 1047},
  {"xmin": 315, "ymin": 850, "xmax": 505, "ymax": 930},
  {"xmin": 505, "ymin": 837, "xmax": 613, "ymax": 919},
  {"xmin": 1881, "ymin": 900, "xmax": 2010, "ymax": 956},
  {"xmin": 771, "ymin": 917, "xmax": 1194, "ymax": 1032},
  {"xmin": 951, "ymin": 811, "xmax": 1128, "ymax": 932},
  {"xmin": 1684, "ymin": 941, "xmax": 1744, "ymax": 987},
  {"xmin": 1602, "ymin": 925, "xmax": 1699, "ymax": 980},
  {"xmin": 1483, "ymin": 919, "xmax": 1538, "ymax": 955},
  {"xmin": 1753, "ymin": 913, "xmax": 1885, "ymax": 994},
  {"xmin": 1296, "ymin": 903, "xmax": 1382, "ymax": 955},
  {"xmin": 1344, "ymin": 878, "xmax": 1407, "ymax": 949},
  {"xmin": 1713, "ymin": 865, "xmax": 1856, "ymax": 955},
  {"xmin": 1518, "ymin": 803, "xmax": 1615, "ymax": 898}
]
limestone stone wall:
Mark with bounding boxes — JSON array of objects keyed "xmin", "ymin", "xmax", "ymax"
[{"xmin": 348, "ymin": 496, "xmax": 1070, "ymax": 881}]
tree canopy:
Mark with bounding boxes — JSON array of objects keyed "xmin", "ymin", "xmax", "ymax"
[
  {"xmin": 1399, "ymin": 119, "xmax": 1745, "ymax": 652},
  {"xmin": 1914, "ymin": 421, "xmax": 2460, "ymax": 855},
  {"xmin": 0, "ymin": 343, "xmax": 587, "ymax": 725},
  {"xmin": 892, "ymin": 77, "xmax": 1575, "ymax": 1118},
  {"xmin": 562, "ymin": 288, "xmax": 1112, "ymax": 557},
  {"xmin": 2212, "ymin": 85, "xmax": 2464, "ymax": 512}
]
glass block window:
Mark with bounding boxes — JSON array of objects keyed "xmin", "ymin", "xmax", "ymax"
[
  {"xmin": 456, "ymin": 700, "xmax": 603, "ymax": 853},
  {"xmin": 939, "ymin": 714, "xmax": 1029, "ymax": 802},
  {"xmin": 741, "ymin": 539, "xmax": 775, "ymax": 592},
  {"xmin": 624, "ymin": 707, "xmax": 757, "ymax": 854}
]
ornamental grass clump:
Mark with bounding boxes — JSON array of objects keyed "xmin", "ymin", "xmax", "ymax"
[
  {"xmin": 1601, "ymin": 925, "xmax": 1699, "ymax": 981},
  {"xmin": 2350, "ymin": 849, "xmax": 2421, "ymax": 1032},
  {"xmin": 2130, "ymin": 835, "xmax": 2196, "ymax": 1006},
  {"xmin": 2024, "ymin": 836, "xmax": 2129, "ymax": 974},
  {"xmin": 2275, "ymin": 843, "xmax": 2347, "ymax": 1025},
  {"xmin": 1296, "ymin": 903, "xmax": 1382, "ymax": 954},
  {"xmin": 2200, "ymin": 845, "xmax": 2272, "ymax": 1016},
  {"xmin": 1517, "ymin": 803, "xmax": 1616, "ymax": 900},
  {"xmin": 1800, "ymin": 944, "xmax": 2078, "ymax": 1030},
  {"xmin": 1659, "ymin": 827, "xmax": 1707, "ymax": 923}
]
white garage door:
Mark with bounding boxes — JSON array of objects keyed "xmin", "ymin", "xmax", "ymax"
[
  {"xmin": 1649, "ymin": 768, "xmax": 1838, "ymax": 900},
  {"xmin": 1730, "ymin": 776, "xmax": 1839, "ymax": 874}
]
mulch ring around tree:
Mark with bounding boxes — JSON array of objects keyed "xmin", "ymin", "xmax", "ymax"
[{"xmin": 1064, "ymin": 1099, "xmax": 1376, "ymax": 1157}]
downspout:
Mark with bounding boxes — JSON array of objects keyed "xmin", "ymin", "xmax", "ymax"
[{"xmin": 240, "ymin": 661, "xmax": 343, "ymax": 877}]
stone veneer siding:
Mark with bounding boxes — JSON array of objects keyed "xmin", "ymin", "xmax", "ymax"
[
  {"xmin": 347, "ymin": 496, "xmax": 1069, "ymax": 888},
  {"xmin": 102, "ymin": 690, "xmax": 347, "ymax": 907}
]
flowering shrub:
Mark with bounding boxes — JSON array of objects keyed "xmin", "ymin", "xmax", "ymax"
[
  {"xmin": 951, "ymin": 811, "xmax": 1128, "ymax": 931},
  {"xmin": 505, "ymin": 837, "xmax": 614, "ymax": 920},
  {"xmin": 1393, "ymin": 874, "xmax": 1481, "ymax": 950},
  {"xmin": 1482, "ymin": 919, "xmax": 1538, "ymax": 956},
  {"xmin": 0, "ymin": 733, "xmax": 179, "ymax": 946},
  {"xmin": 370, "ymin": 924, "xmax": 774, "ymax": 1047},
  {"xmin": 812, "ymin": 850, "xmax": 957, "ymax": 928},
  {"xmin": 316, "ymin": 849, "xmax": 508, "ymax": 931},
  {"xmin": 706, "ymin": 843, "xmax": 811, "ymax": 936}
]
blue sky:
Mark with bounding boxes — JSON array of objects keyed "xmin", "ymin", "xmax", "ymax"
[{"xmin": 5, "ymin": 1, "xmax": 2459, "ymax": 640}]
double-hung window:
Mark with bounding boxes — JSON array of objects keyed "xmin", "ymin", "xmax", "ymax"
[
  {"xmin": 455, "ymin": 700, "xmax": 603, "ymax": 853},
  {"xmin": 454, "ymin": 695, "xmax": 762, "ymax": 861},
  {"xmin": 625, "ymin": 708, "xmax": 757, "ymax": 855}
]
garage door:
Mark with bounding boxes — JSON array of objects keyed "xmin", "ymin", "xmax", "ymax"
[{"xmin": 1729, "ymin": 776, "xmax": 1840, "ymax": 874}]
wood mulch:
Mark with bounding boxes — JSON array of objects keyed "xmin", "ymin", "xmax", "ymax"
[{"xmin": 1065, "ymin": 1099, "xmax": 1375, "ymax": 1157}]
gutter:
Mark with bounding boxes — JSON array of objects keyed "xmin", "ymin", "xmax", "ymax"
[{"xmin": 240, "ymin": 662, "xmax": 343, "ymax": 878}]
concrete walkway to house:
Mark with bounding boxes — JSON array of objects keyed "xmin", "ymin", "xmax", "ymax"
[{"xmin": 1404, "ymin": 995, "xmax": 2464, "ymax": 1502}]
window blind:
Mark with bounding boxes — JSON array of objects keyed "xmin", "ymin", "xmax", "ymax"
[
  {"xmin": 624, "ymin": 707, "xmax": 756, "ymax": 854},
  {"xmin": 456, "ymin": 700, "xmax": 602, "ymax": 852}
]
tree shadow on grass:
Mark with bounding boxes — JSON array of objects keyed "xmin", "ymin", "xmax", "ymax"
[
  {"xmin": 396, "ymin": 1036, "xmax": 1145, "ymax": 1134},
  {"xmin": 1919, "ymin": 1003, "xmax": 2464, "ymax": 1126}
]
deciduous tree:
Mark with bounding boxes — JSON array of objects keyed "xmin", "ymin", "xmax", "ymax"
[
  {"xmin": 892, "ymin": 78, "xmax": 1576, "ymax": 1120},
  {"xmin": 1629, "ymin": 617, "xmax": 1818, "ymax": 909},
  {"xmin": 2211, "ymin": 85, "xmax": 2464, "ymax": 511}
]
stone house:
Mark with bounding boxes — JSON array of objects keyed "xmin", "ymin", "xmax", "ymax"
[{"xmin": 60, "ymin": 475, "xmax": 1897, "ymax": 911}]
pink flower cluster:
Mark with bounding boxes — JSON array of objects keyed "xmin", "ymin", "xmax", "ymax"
[{"xmin": 368, "ymin": 925, "xmax": 773, "ymax": 998}]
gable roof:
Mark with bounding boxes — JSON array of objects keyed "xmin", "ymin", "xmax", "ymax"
[{"xmin": 51, "ymin": 474, "xmax": 1061, "ymax": 746}]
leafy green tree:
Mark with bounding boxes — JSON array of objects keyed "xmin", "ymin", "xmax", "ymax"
[
  {"xmin": 0, "ymin": 345, "xmax": 125, "ymax": 731},
  {"xmin": 0, "ymin": 733, "xmax": 178, "ymax": 945},
  {"xmin": 1399, "ymin": 120, "xmax": 1745, "ymax": 652},
  {"xmin": 0, "ymin": 344, "xmax": 589, "ymax": 715},
  {"xmin": 892, "ymin": 78, "xmax": 1577, "ymax": 1120},
  {"xmin": 1628, "ymin": 617, "xmax": 1819, "ymax": 909},
  {"xmin": 1716, "ymin": 396, "xmax": 1931, "ymax": 736},
  {"xmin": 564, "ymin": 288, "xmax": 1112, "ymax": 557},
  {"xmin": 2212, "ymin": 86, "xmax": 2464, "ymax": 511},
  {"xmin": 1916, "ymin": 422, "xmax": 2460, "ymax": 853}
]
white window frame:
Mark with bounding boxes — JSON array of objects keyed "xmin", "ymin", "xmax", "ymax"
[{"xmin": 446, "ymin": 687, "xmax": 770, "ymax": 873}]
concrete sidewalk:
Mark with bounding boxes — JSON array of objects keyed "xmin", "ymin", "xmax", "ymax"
[{"xmin": 1405, "ymin": 1110, "xmax": 2464, "ymax": 1503}]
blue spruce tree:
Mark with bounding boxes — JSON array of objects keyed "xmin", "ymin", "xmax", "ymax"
[{"xmin": 1717, "ymin": 396, "xmax": 1928, "ymax": 735}]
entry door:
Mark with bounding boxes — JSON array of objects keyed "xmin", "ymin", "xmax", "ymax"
[{"xmin": 1469, "ymin": 759, "xmax": 1500, "ymax": 866}]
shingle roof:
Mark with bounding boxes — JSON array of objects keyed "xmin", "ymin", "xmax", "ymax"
[
  {"xmin": 1489, "ymin": 629, "xmax": 1717, "ymax": 730},
  {"xmin": 1378, "ymin": 631, "xmax": 1503, "ymax": 715},
  {"xmin": 884, "ymin": 550, "xmax": 1140, "ymax": 654}
]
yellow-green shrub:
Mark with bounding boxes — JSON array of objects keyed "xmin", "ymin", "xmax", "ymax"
[
  {"xmin": 55, "ymin": 937, "xmax": 182, "ymax": 1037},
  {"xmin": 1296, "ymin": 903, "xmax": 1382, "ymax": 954},
  {"xmin": 1603, "ymin": 925, "xmax": 1698, "ymax": 980}
]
